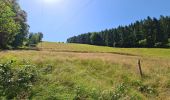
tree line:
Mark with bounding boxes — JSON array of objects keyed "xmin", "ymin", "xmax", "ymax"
[
  {"xmin": 67, "ymin": 16, "xmax": 170, "ymax": 48},
  {"xmin": 0, "ymin": 0, "xmax": 43, "ymax": 49}
]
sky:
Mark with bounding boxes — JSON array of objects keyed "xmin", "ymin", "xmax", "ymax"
[{"xmin": 19, "ymin": 0, "xmax": 170, "ymax": 42}]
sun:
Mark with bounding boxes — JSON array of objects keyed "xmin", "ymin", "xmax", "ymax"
[{"xmin": 43, "ymin": 0, "xmax": 61, "ymax": 4}]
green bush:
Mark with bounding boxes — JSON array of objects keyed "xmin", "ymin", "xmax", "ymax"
[
  {"xmin": 0, "ymin": 60, "xmax": 38, "ymax": 99},
  {"xmin": 73, "ymin": 86, "xmax": 89, "ymax": 100},
  {"xmin": 111, "ymin": 83, "xmax": 128, "ymax": 100}
]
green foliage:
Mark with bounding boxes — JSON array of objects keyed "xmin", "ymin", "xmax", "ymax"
[
  {"xmin": 0, "ymin": 43, "xmax": 169, "ymax": 99},
  {"xmin": 0, "ymin": 0, "xmax": 30, "ymax": 49},
  {"xmin": 0, "ymin": 0, "xmax": 42, "ymax": 49},
  {"xmin": 0, "ymin": 60, "xmax": 38, "ymax": 99},
  {"xmin": 11, "ymin": 19, "xmax": 29, "ymax": 48},
  {"xmin": 132, "ymin": 80, "xmax": 157, "ymax": 96},
  {"xmin": 27, "ymin": 32, "xmax": 43, "ymax": 46},
  {"xmin": 138, "ymin": 85, "xmax": 156, "ymax": 94},
  {"xmin": 67, "ymin": 16, "xmax": 170, "ymax": 48},
  {"xmin": 138, "ymin": 39, "xmax": 147, "ymax": 47},
  {"xmin": 0, "ymin": 0, "xmax": 20, "ymax": 49},
  {"xmin": 111, "ymin": 83, "xmax": 128, "ymax": 100},
  {"xmin": 10, "ymin": 0, "xmax": 29, "ymax": 48},
  {"xmin": 90, "ymin": 32, "xmax": 104, "ymax": 45},
  {"xmin": 73, "ymin": 86, "xmax": 88, "ymax": 100}
]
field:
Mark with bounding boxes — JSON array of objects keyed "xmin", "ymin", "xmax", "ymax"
[{"xmin": 0, "ymin": 42, "xmax": 170, "ymax": 99}]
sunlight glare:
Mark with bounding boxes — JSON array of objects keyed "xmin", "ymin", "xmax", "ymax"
[{"xmin": 43, "ymin": 0, "xmax": 61, "ymax": 4}]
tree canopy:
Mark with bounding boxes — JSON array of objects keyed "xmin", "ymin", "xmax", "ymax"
[
  {"xmin": 67, "ymin": 16, "xmax": 170, "ymax": 48},
  {"xmin": 0, "ymin": 0, "xmax": 20, "ymax": 48},
  {"xmin": 28, "ymin": 32, "xmax": 43, "ymax": 46},
  {"xmin": 0, "ymin": 0, "xmax": 43, "ymax": 49}
]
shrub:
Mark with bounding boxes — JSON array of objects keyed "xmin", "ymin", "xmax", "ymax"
[
  {"xmin": 111, "ymin": 83, "xmax": 128, "ymax": 100},
  {"xmin": 73, "ymin": 86, "xmax": 88, "ymax": 100},
  {"xmin": 138, "ymin": 85, "xmax": 156, "ymax": 94},
  {"xmin": 132, "ymin": 80, "xmax": 157, "ymax": 95},
  {"xmin": 99, "ymin": 83, "xmax": 129, "ymax": 100},
  {"xmin": 0, "ymin": 60, "xmax": 38, "ymax": 99}
]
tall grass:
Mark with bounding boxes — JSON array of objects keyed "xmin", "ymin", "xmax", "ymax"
[{"xmin": 0, "ymin": 42, "xmax": 170, "ymax": 99}]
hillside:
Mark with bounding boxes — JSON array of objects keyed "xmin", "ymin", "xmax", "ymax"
[
  {"xmin": 0, "ymin": 42, "xmax": 170, "ymax": 99},
  {"xmin": 38, "ymin": 42, "xmax": 170, "ymax": 58}
]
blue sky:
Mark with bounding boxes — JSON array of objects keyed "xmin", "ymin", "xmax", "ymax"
[{"xmin": 19, "ymin": 0, "xmax": 170, "ymax": 42}]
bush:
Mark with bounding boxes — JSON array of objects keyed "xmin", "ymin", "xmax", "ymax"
[
  {"xmin": 132, "ymin": 80, "xmax": 157, "ymax": 95},
  {"xmin": 0, "ymin": 60, "xmax": 38, "ymax": 99},
  {"xmin": 111, "ymin": 83, "xmax": 128, "ymax": 100}
]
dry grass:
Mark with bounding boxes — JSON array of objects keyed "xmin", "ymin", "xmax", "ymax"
[{"xmin": 0, "ymin": 42, "xmax": 170, "ymax": 99}]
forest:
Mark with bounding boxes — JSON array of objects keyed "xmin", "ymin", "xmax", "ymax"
[
  {"xmin": 0, "ymin": 0, "xmax": 43, "ymax": 49},
  {"xmin": 67, "ymin": 16, "xmax": 170, "ymax": 48}
]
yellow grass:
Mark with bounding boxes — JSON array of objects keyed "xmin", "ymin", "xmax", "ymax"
[{"xmin": 0, "ymin": 42, "xmax": 170, "ymax": 99}]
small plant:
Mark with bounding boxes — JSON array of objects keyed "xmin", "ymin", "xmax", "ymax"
[
  {"xmin": 73, "ymin": 86, "xmax": 89, "ymax": 100},
  {"xmin": 138, "ymin": 84, "xmax": 156, "ymax": 94},
  {"xmin": 0, "ymin": 60, "xmax": 38, "ymax": 99},
  {"xmin": 111, "ymin": 83, "xmax": 128, "ymax": 100},
  {"xmin": 132, "ymin": 80, "xmax": 157, "ymax": 95}
]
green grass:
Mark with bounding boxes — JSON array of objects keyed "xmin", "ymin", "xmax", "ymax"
[
  {"xmin": 38, "ymin": 42, "xmax": 170, "ymax": 58},
  {"xmin": 0, "ymin": 42, "xmax": 170, "ymax": 99}
]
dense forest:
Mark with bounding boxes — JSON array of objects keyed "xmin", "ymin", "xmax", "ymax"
[
  {"xmin": 0, "ymin": 0, "xmax": 43, "ymax": 49},
  {"xmin": 67, "ymin": 16, "xmax": 170, "ymax": 48}
]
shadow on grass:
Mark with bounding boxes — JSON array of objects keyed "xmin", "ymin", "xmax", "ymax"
[{"xmin": 0, "ymin": 47, "xmax": 41, "ymax": 52}]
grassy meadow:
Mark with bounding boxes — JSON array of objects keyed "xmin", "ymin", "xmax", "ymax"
[{"xmin": 0, "ymin": 42, "xmax": 170, "ymax": 99}]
